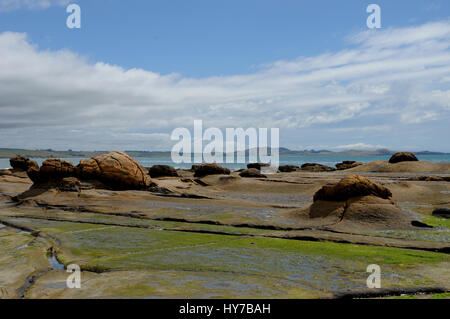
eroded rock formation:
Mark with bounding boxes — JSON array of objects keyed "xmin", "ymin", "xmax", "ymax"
[{"xmin": 389, "ymin": 152, "xmax": 419, "ymax": 164}]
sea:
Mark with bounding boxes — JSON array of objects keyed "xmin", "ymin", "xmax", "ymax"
[{"xmin": 1, "ymin": 154, "xmax": 449, "ymax": 170}]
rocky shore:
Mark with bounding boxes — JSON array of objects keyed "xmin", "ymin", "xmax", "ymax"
[{"xmin": 0, "ymin": 151, "xmax": 449, "ymax": 299}]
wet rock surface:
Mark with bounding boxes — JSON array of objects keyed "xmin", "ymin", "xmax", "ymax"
[{"xmin": 0, "ymin": 160, "xmax": 449, "ymax": 298}]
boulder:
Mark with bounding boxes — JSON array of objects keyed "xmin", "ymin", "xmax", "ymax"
[
  {"xmin": 239, "ymin": 168, "xmax": 267, "ymax": 178},
  {"xmin": 313, "ymin": 174, "xmax": 392, "ymax": 202},
  {"xmin": 278, "ymin": 165, "xmax": 299, "ymax": 173},
  {"xmin": 26, "ymin": 159, "xmax": 76, "ymax": 183},
  {"xmin": 336, "ymin": 161, "xmax": 363, "ymax": 170},
  {"xmin": 432, "ymin": 207, "xmax": 450, "ymax": 219},
  {"xmin": 247, "ymin": 163, "xmax": 270, "ymax": 170},
  {"xmin": 301, "ymin": 163, "xmax": 335, "ymax": 172},
  {"xmin": 9, "ymin": 156, "xmax": 38, "ymax": 171},
  {"xmin": 193, "ymin": 163, "xmax": 230, "ymax": 177},
  {"xmin": 148, "ymin": 165, "xmax": 179, "ymax": 178},
  {"xmin": 77, "ymin": 151, "xmax": 152, "ymax": 189},
  {"xmin": 389, "ymin": 152, "xmax": 419, "ymax": 164}
]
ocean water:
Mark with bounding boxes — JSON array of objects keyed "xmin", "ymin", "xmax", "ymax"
[{"xmin": 1, "ymin": 154, "xmax": 449, "ymax": 170}]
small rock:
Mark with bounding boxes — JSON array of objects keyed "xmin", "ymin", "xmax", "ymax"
[
  {"xmin": 247, "ymin": 163, "xmax": 270, "ymax": 170},
  {"xmin": 148, "ymin": 165, "xmax": 179, "ymax": 178},
  {"xmin": 278, "ymin": 165, "xmax": 299, "ymax": 172},
  {"xmin": 301, "ymin": 163, "xmax": 335, "ymax": 172},
  {"xmin": 193, "ymin": 163, "xmax": 230, "ymax": 177},
  {"xmin": 239, "ymin": 168, "xmax": 267, "ymax": 178},
  {"xmin": 336, "ymin": 161, "xmax": 363, "ymax": 170},
  {"xmin": 432, "ymin": 207, "xmax": 450, "ymax": 219}
]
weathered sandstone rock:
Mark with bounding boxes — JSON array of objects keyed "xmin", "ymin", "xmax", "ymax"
[
  {"xmin": 77, "ymin": 151, "xmax": 151, "ymax": 189},
  {"xmin": 148, "ymin": 165, "xmax": 179, "ymax": 178},
  {"xmin": 239, "ymin": 168, "xmax": 267, "ymax": 178},
  {"xmin": 193, "ymin": 163, "xmax": 230, "ymax": 177},
  {"xmin": 313, "ymin": 174, "xmax": 392, "ymax": 202},
  {"xmin": 9, "ymin": 156, "xmax": 38, "ymax": 171},
  {"xmin": 301, "ymin": 163, "xmax": 335, "ymax": 172},
  {"xmin": 336, "ymin": 161, "xmax": 363, "ymax": 170},
  {"xmin": 278, "ymin": 165, "xmax": 299, "ymax": 172},
  {"xmin": 389, "ymin": 152, "xmax": 419, "ymax": 164}
]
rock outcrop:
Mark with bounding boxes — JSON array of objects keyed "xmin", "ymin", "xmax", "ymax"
[
  {"xmin": 9, "ymin": 156, "xmax": 38, "ymax": 171},
  {"xmin": 148, "ymin": 165, "xmax": 179, "ymax": 178},
  {"xmin": 336, "ymin": 161, "xmax": 363, "ymax": 170},
  {"xmin": 389, "ymin": 152, "xmax": 419, "ymax": 164},
  {"xmin": 193, "ymin": 163, "xmax": 230, "ymax": 177},
  {"xmin": 301, "ymin": 163, "xmax": 335, "ymax": 172},
  {"xmin": 307, "ymin": 175, "xmax": 415, "ymax": 230},
  {"xmin": 239, "ymin": 168, "xmax": 267, "ymax": 178}
]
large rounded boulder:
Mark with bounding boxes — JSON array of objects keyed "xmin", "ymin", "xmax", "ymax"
[
  {"xmin": 193, "ymin": 163, "xmax": 230, "ymax": 177},
  {"xmin": 77, "ymin": 151, "xmax": 152, "ymax": 189},
  {"xmin": 389, "ymin": 152, "xmax": 419, "ymax": 164},
  {"xmin": 9, "ymin": 156, "xmax": 38, "ymax": 171}
]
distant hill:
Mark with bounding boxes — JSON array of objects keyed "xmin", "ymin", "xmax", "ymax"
[{"xmin": 0, "ymin": 148, "xmax": 448, "ymax": 159}]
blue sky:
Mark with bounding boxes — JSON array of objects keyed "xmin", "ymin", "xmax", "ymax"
[
  {"xmin": 1, "ymin": 0, "xmax": 449, "ymax": 77},
  {"xmin": 0, "ymin": 0, "xmax": 449, "ymax": 151}
]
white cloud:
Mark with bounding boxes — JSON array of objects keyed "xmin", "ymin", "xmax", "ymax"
[
  {"xmin": 0, "ymin": 0, "xmax": 69, "ymax": 11},
  {"xmin": 334, "ymin": 143, "xmax": 387, "ymax": 150},
  {"xmin": 0, "ymin": 21, "xmax": 449, "ymax": 150}
]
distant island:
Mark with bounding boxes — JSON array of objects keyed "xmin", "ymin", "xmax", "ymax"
[{"xmin": 0, "ymin": 148, "xmax": 448, "ymax": 159}]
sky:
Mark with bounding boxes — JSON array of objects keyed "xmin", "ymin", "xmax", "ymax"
[{"xmin": 0, "ymin": 0, "xmax": 449, "ymax": 152}]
